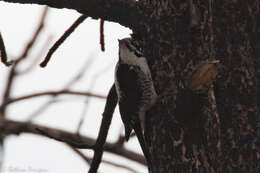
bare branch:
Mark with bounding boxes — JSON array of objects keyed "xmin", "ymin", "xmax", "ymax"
[
  {"xmin": 66, "ymin": 144, "xmax": 91, "ymax": 165},
  {"xmin": 19, "ymin": 35, "xmax": 53, "ymax": 74},
  {"xmin": 18, "ymin": 6, "xmax": 48, "ymax": 61},
  {"xmin": 0, "ymin": 89, "xmax": 105, "ymax": 121},
  {"xmin": 102, "ymin": 159, "xmax": 138, "ymax": 173},
  {"xmin": 0, "ymin": 32, "xmax": 12, "ymax": 66},
  {"xmin": 2, "ymin": 90, "xmax": 105, "ymax": 106},
  {"xmin": 0, "ymin": 119, "xmax": 146, "ymax": 165},
  {"xmin": 27, "ymin": 99, "xmax": 60, "ymax": 120},
  {"xmin": 40, "ymin": 14, "xmax": 88, "ymax": 67},
  {"xmin": 76, "ymin": 62, "xmax": 112, "ymax": 134},
  {"xmin": 28, "ymin": 57, "xmax": 95, "ymax": 120},
  {"xmin": 0, "ymin": 65, "xmax": 16, "ymax": 117},
  {"xmin": 115, "ymin": 133, "xmax": 126, "ymax": 146},
  {"xmin": 64, "ymin": 56, "xmax": 95, "ymax": 88},
  {"xmin": 68, "ymin": 145, "xmax": 139, "ymax": 173},
  {"xmin": 0, "ymin": 6, "xmax": 48, "ymax": 116},
  {"xmin": 88, "ymin": 84, "xmax": 118, "ymax": 173},
  {"xmin": 76, "ymin": 99, "xmax": 90, "ymax": 134},
  {"xmin": 0, "ymin": 0, "xmax": 140, "ymax": 28},
  {"xmin": 100, "ymin": 20, "xmax": 105, "ymax": 52}
]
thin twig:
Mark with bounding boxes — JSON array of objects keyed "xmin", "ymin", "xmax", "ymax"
[
  {"xmin": 0, "ymin": 6, "xmax": 48, "ymax": 117},
  {"xmin": 88, "ymin": 84, "xmax": 118, "ymax": 173},
  {"xmin": 0, "ymin": 90, "xmax": 105, "ymax": 113},
  {"xmin": 0, "ymin": 32, "xmax": 12, "ymax": 66},
  {"xmin": 67, "ymin": 144, "xmax": 92, "ymax": 165},
  {"xmin": 77, "ymin": 98, "xmax": 91, "ymax": 134},
  {"xmin": 102, "ymin": 159, "xmax": 138, "ymax": 173},
  {"xmin": 67, "ymin": 144, "xmax": 138, "ymax": 173},
  {"xmin": 40, "ymin": 14, "xmax": 88, "ymax": 67},
  {"xmin": 0, "ymin": 65, "xmax": 15, "ymax": 117},
  {"xmin": 19, "ymin": 35, "xmax": 53, "ymax": 75},
  {"xmin": 27, "ymin": 99, "xmax": 59, "ymax": 120},
  {"xmin": 8, "ymin": 90, "xmax": 105, "ymax": 104},
  {"xmin": 64, "ymin": 56, "xmax": 95, "ymax": 88},
  {"xmin": 99, "ymin": 20, "xmax": 105, "ymax": 52},
  {"xmin": 76, "ymin": 62, "xmax": 112, "ymax": 134},
  {"xmin": 116, "ymin": 133, "xmax": 126, "ymax": 146},
  {"xmin": 27, "ymin": 57, "xmax": 95, "ymax": 120},
  {"xmin": 18, "ymin": 6, "xmax": 49, "ymax": 61}
]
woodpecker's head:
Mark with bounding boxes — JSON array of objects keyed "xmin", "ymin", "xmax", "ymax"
[{"xmin": 118, "ymin": 38, "xmax": 143, "ymax": 64}]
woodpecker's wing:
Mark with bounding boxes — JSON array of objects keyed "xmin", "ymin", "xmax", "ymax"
[
  {"xmin": 115, "ymin": 62, "xmax": 153, "ymax": 166},
  {"xmin": 115, "ymin": 63, "xmax": 143, "ymax": 109},
  {"xmin": 115, "ymin": 63, "xmax": 143, "ymax": 135}
]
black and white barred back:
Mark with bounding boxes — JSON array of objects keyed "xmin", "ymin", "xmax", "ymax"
[{"xmin": 115, "ymin": 38, "xmax": 157, "ymax": 139}]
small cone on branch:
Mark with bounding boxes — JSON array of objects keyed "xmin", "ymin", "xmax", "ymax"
[{"xmin": 188, "ymin": 60, "xmax": 220, "ymax": 93}]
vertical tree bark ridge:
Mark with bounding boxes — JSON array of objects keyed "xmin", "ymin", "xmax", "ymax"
[
  {"xmin": 214, "ymin": 0, "xmax": 260, "ymax": 172},
  {"xmin": 134, "ymin": 0, "xmax": 220, "ymax": 172}
]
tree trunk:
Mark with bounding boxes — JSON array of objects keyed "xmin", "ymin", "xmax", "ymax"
[{"xmin": 130, "ymin": 0, "xmax": 260, "ymax": 172}]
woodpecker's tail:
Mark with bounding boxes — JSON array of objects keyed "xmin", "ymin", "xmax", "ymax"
[
  {"xmin": 124, "ymin": 125, "xmax": 132, "ymax": 141},
  {"xmin": 132, "ymin": 121, "xmax": 152, "ymax": 167}
]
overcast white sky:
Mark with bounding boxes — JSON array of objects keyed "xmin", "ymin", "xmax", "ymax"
[{"xmin": 0, "ymin": 2, "xmax": 147, "ymax": 173}]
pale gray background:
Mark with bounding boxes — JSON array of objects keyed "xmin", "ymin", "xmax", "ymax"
[{"xmin": 0, "ymin": 2, "xmax": 146, "ymax": 173}]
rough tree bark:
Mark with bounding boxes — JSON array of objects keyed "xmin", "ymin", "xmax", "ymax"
[{"xmin": 1, "ymin": 0, "xmax": 260, "ymax": 172}]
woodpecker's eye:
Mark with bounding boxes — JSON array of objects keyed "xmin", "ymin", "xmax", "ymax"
[
  {"xmin": 124, "ymin": 42, "xmax": 143, "ymax": 57},
  {"xmin": 134, "ymin": 50, "xmax": 143, "ymax": 57},
  {"xmin": 125, "ymin": 42, "xmax": 134, "ymax": 51}
]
